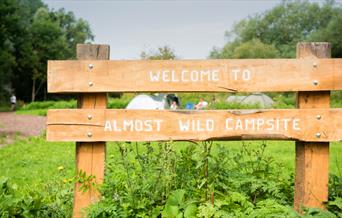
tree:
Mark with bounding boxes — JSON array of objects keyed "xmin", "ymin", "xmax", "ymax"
[
  {"xmin": 0, "ymin": 0, "xmax": 94, "ymax": 103},
  {"xmin": 211, "ymin": 1, "xmax": 342, "ymax": 58},
  {"xmin": 9, "ymin": 0, "xmax": 45, "ymax": 102},
  {"xmin": 50, "ymin": 8, "xmax": 94, "ymax": 58},
  {"xmin": 29, "ymin": 7, "xmax": 68, "ymax": 102},
  {"xmin": 309, "ymin": 9, "xmax": 342, "ymax": 57},
  {"xmin": 0, "ymin": 0, "xmax": 21, "ymax": 102},
  {"xmin": 27, "ymin": 7, "xmax": 93, "ymax": 102},
  {"xmin": 210, "ymin": 39, "xmax": 279, "ymax": 59},
  {"xmin": 141, "ymin": 46, "xmax": 177, "ymax": 60}
]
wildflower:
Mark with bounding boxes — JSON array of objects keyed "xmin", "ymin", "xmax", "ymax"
[{"xmin": 58, "ymin": 166, "xmax": 64, "ymax": 171}]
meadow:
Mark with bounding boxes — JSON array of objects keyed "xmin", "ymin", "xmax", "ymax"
[
  {"xmin": 1, "ymin": 92, "xmax": 341, "ymax": 217},
  {"xmin": 14, "ymin": 91, "xmax": 342, "ymax": 116},
  {"xmin": 0, "ymin": 136, "xmax": 341, "ymax": 217}
]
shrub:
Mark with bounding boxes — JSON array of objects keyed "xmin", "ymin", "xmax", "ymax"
[
  {"xmin": 210, "ymin": 101, "xmax": 261, "ymax": 109},
  {"xmin": 107, "ymin": 98, "xmax": 130, "ymax": 109},
  {"xmin": 0, "ymin": 177, "xmax": 73, "ymax": 217},
  {"xmin": 87, "ymin": 142, "xmax": 297, "ymax": 217},
  {"xmin": 20, "ymin": 100, "xmax": 76, "ymax": 110}
]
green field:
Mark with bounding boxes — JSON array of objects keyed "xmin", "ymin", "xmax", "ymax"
[
  {"xmin": 1, "ymin": 137, "xmax": 341, "ymax": 188},
  {"xmin": 0, "ymin": 134, "xmax": 341, "ymax": 217},
  {"xmin": 13, "ymin": 91, "xmax": 342, "ymax": 116},
  {"xmin": 1, "ymin": 94, "xmax": 341, "ymax": 217}
]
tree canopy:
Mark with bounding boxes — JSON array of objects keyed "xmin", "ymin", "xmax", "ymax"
[
  {"xmin": 141, "ymin": 46, "xmax": 177, "ymax": 60},
  {"xmin": 0, "ymin": 0, "xmax": 93, "ymax": 103},
  {"xmin": 210, "ymin": 1, "xmax": 342, "ymax": 59}
]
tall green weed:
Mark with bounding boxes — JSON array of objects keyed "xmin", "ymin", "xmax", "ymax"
[
  {"xmin": 87, "ymin": 142, "xmax": 298, "ymax": 217},
  {"xmin": 0, "ymin": 177, "xmax": 73, "ymax": 217}
]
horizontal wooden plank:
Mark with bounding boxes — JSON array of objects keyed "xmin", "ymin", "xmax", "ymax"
[
  {"xmin": 47, "ymin": 59, "xmax": 342, "ymax": 93},
  {"xmin": 46, "ymin": 109, "xmax": 342, "ymax": 142}
]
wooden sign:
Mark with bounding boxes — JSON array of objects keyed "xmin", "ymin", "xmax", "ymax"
[
  {"xmin": 47, "ymin": 59, "xmax": 342, "ymax": 93},
  {"xmin": 47, "ymin": 108, "xmax": 342, "ymax": 142},
  {"xmin": 46, "ymin": 43, "xmax": 341, "ymax": 216}
]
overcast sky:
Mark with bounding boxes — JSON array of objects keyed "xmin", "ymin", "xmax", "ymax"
[{"xmin": 42, "ymin": 0, "xmax": 280, "ymax": 59}]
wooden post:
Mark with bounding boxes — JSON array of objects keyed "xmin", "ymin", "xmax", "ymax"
[
  {"xmin": 73, "ymin": 44, "xmax": 109, "ymax": 218},
  {"xmin": 294, "ymin": 42, "xmax": 331, "ymax": 211}
]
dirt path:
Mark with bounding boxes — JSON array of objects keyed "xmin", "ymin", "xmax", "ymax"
[{"xmin": 0, "ymin": 112, "xmax": 46, "ymax": 147}]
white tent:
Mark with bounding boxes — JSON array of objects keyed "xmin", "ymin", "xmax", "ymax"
[
  {"xmin": 226, "ymin": 96, "xmax": 246, "ymax": 103},
  {"xmin": 126, "ymin": 94, "xmax": 167, "ymax": 110},
  {"xmin": 226, "ymin": 93, "xmax": 274, "ymax": 108}
]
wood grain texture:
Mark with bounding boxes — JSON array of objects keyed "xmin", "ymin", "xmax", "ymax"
[
  {"xmin": 294, "ymin": 42, "xmax": 330, "ymax": 212},
  {"xmin": 46, "ymin": 109, "xmax": 342, "ymax": 142},
  {"xmin": 47, "ymin": 59, "xmax": 342, "ymax": 93},
  {"xmin": 73, "ymin": 44, "xmax": 109, "ymax": 218}
]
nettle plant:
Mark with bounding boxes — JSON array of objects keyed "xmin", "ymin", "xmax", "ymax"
[{"xmin": 87, "ymin": 141, "xmax": 300, "ymax": 217}]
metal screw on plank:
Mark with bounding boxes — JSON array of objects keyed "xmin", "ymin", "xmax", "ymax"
[
  {"xmin": 87, "ymin": 132, "xmax": 92, "ymax": 137},
  {"xmin": 87, "ymin": 114, "xmax": 92, "ymax": 120},
  {"xmin": 312, "ymin": 80, "xmax": 318, "ymax": 86},
  {"xmin": 316, "ymin": 115, "xmax": 321, "ymax": 120},
  {"xmin": 316, "ymin": 132, "xmax": 321, "ymax": 138},
  {"xmin": 313, "ymin": 62, "xmax": 317, "ymax": 68},
  {"xmin": 88, "ymin": 64, "xmax": 94, "ymax": 69},
  {"xmin": 88, "ymin": 82, "xmax": 93, "ymax": 87}
]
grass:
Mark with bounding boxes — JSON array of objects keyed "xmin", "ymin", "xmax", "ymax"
[
  {"xmin": 16, "ymin": 109, "xmax": 50, "ymax": 116},
  {"xmin": 3, "ymin": 91, "xmax": 341, "ymax": 187},
  {"xmin": 0, "ymin": 135, "xmax": 341, "ymax": 189},
  {"xmin": 215, "ymin": 141, "xmax": 342, "ymax": 174},
  {"xmin": 16, "ymin": 100, "xmax": 77, "ymax": 116},
  {"xmin": 1, "ymin": 93, "xmax": 340, "ymax": 215},
  {"xmin": 0, "ymin": 136, "xmax": 75, "ymax": 191},
  {"xmin": 14, "ymin": 91, "xmax": 341, "ymax": 117},
  {"xmin": 0, "ymin": 136, "xmax": 341, "ymax": 217},
  {"xmin": 15, "ymin": 97, "xmax": 132, "ymax": 116}
]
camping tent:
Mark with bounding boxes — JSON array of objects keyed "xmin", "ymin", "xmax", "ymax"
[
  {"xmin": 126, "ymin": 94, "xmax": 166, "ymax": 110},
  {"xmin": 226, "ymin": 93, "xmax": 274, "ymax": 108},
  {"xmin": 126, "ymin": 94, "xmax": 181, "ymax": 110}
]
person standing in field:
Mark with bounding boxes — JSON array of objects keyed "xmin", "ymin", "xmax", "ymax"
[
  {"xmin": 195, "ymin": 98, "xmax": 208, "ymax": 110},
  {"xmin": 170, "ymin": 101, "xmax": 178, "ymax": 110},
  {"xmin": 10, "ymin": 94, "xmax": 16, "ymax": 111}
]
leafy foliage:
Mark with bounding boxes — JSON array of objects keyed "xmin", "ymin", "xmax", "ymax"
[
  {"xmin": 0, "ymin": 177, "xmax": 73, "ymax": 217},
  {"xmin": 0, "ymin": 137, "xmax": 341, "ymax": 217},
  {"xmin": 0, "ymin": 0, "xmax": 23, "ymax": 103},
  {"xmin": 16, "ymin": 97, "xmax": 130, "ymax": 115},
  {"xmin": 211, "ymin": 1, "xmax": 342, "ymax": 58},
  {"xmin": 87, "ymin": 142, "xmax": 299, "ymax": 217},
  {"xmin": 85, "ymin": 141, "xmax": 342, "ymax": 217},
  {"xmin": 74, "ymin": 170, "xmax": 97, "ymax": 193},
  {"xmin": 0, "ymin": 0, "xmax": 93, "ymax": 103},
  {"xmin": 141, "ymin": 46, "xmax": 177, "ymax": 60},
  {"xmin": 211, "ymin": 39, "xmax": 279, "ymax": 59}
]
